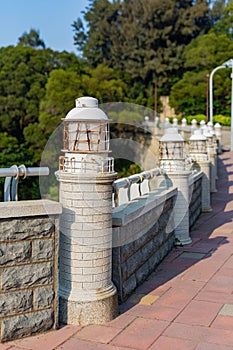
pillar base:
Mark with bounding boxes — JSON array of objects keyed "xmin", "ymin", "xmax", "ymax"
[
  {"xmin": 59, "ymin": 284, "xmax": 118, "ymax": 326},
  {"xmin": 202, "ymin": 207, "xmax": 212, "ymax": 213},
  {"xmin": 175, "ymin": 236, "xmax": 192, "ymax": 246}
]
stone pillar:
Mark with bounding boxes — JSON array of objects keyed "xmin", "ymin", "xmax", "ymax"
[
  {"xmin": 206, "ymin": 135, "xmax": 217, "ymax": 193},
  {"xmin": 167, "ymin": 171, "xmax": 192, "ymax": 245},
  {"xmin": 189, "ymin": 130, "xmax": 212, "ymax": 212},
  {"xmin": 159, "ymin": 128, "xmax": 192, "ymax": 245},
  {"xmin": 154, "ymin": 116, "xmax": 160, "ymax": 135},
  {"xmin": 191, "ymin": 119, "xmax": 197, "ymax": 134},
  {"xmin": 214, "ymin": 123, "xmax": 222, "ymax": 154},
  {"xmin": 56, "ymin": 96, "xmax": 118, "ymax": 326},
  {"xmin": 198, "ymin": 161, "xmax": 212, "ymax": 212},
  {"xmin": 57, "ymin": 172, "xmax": 118, "ymax": 325}
]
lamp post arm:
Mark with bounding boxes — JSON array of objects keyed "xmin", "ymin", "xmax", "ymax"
[{"xmin": 209, "ymin": 65, "xmax": 226, "ymax": 123}]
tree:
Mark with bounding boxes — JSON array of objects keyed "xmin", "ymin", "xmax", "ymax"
[
  {"xmin": 0, "ymin": 45, "xmax": 82, "ymax": 142},
  {"xmin": 169, "ymin": 32, "xmax": 233, "ymax": 116},
  {"xmin": 72, "ymin": 0, "xmax": 120, "ymax": 64},
  {"xmin": 24, "ymin": 64, "xmax": 127, "ymax": 163},
  {"xmin": 73, "ymin": 0, "xmax": 212, "ymax": 97},
  {"xmin": 18, "ymin": 29, "xmax": 46, "ymax": 49},
  {"xmin": 210, "ymin": 2, "xmax": 233, "ymax": 40},
  {"xmin": 82, "ymin": 64, "xmax": 127, "ymax": 103}
]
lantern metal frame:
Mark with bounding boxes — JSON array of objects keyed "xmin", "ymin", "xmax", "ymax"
[
  {"xmin": 159, "ymin": 140, "xmax": 185, "ymax": 160},
  {"xmin": 62, "ymin": 119, "xmax": 110, "ymax": 153}
]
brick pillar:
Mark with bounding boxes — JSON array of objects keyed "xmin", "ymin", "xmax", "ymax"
[
  {"xmin": 166, "ymin": 171, "xmax": 192, "ymax": 245},
  {"xmin": 198, "ymin": 161, "xmax": 212, "ymax": 212},
  {"xmin": 207, "ymin": 141, "xmax": 217, "ymax": 193},
  {"xmin": 56, "ymin": 96, "xmax": 118, "ymax": 326},
  {"xmin": 159, "ymin": 128, "xmax": 192, "ymax": 245},
  {"xmin": 189, "ymin": 130, "xmax": 212, "ymax": 212},
  {"xmin": 214, "ymin": 123, "xmax": 222, "ymax": 154},
  {"xmin": 57, "ymin": 172, "xmax": 118, "ymax": 325}
]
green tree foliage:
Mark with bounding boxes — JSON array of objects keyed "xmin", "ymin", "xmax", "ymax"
[
  {"xmin": 82, "ymin": 64, "xmax": 127, "ymax": 103},
  {"xmin": 73, "ymin": 0, "xmax": 211, "ymax": 96},
  {"xmin": 0, "ymin": 43, "xmax": 86, "ymax": 198},
  {"xmin": 18, "ymin": 29, "xmax": 46, "ymax": 49},
  {"xmin": 73, "ymin": 0, "xmax": 120, "ymax": 64},
  {"xmin": 0, "ymin": 46, "xmax": 47, "ymax": 141},
  {"xmin": 170, "ymin": 32, "xmax": 233, "ymax": 115},
  {"xmin": 210, "ymin": 1, "xmax": 233, "ymax": 40},
  {"xmin": 24, "ymin": 64, "xmax": 127, "ymax": 163}
]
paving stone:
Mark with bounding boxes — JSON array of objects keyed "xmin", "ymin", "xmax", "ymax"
[
  {"xmin": 14, "ymin": 325, "xmax": 81, "ymax": 350},
  {"xmin": 164, "ymin": 323, "xmax": 233, "ymax": 347},
  {"xmin": 74, "ymin": 325, "xmax": 121, "ymax": 344},
  {"xmin": 149, "ymin": 336, "xmax": 197, "ymax": 350},
  {"xmin": 195, "ymin": 343, "xmax": 233, "ymax": 350},
  {"xmin": 107, "ymin": 314, "xmax": 136, "ymax": 329},
  {"xmin": 111, "ymin": 318, "xmax": 169, "ymax": 349},
  {"xmin": 211, "ymin": 315, "xmax": 233, "ymax": 330},
  {"xmin": 219, "ymin": 304, "xmax": 233, "ymax": 317},
  {"xmin": 175, "ymin": 300, "xmax": 223, "ymax": 326},
  {"xmin": 180, "ymin": 252, "xmax": 206, "ymax": 259},
  {"xmin": 55, "ymin": 338, "xmax": 128, "ymax": 350},
  {"xmin": 127, "ymin": 304, "xmax": 181, "ymax": 322},
  {"xmin": 139, "ymin": 294, "xmax": 160, "ymax": 305}
]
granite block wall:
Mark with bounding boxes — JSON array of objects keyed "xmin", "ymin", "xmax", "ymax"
[
  {"xmin": 112, "ymin": 189, "xmax": 177, "ymax": 303},
  {"xmin": 0, "ymin": 200, "xmax": 62, "ymax": 343}
]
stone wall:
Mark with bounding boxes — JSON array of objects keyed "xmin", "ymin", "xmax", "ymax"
[
  {"xmin": 189, "ymin": 173, "xmax": 202, "ymax": 228},
  {"xmin": 0, "ymin": 200, "xmax": 62, "ymax": 343},
  {"xmin": 112, "ymin": 188, "xmax": 177, "ymax": 303}
]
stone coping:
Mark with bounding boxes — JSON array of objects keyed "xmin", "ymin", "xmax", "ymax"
[
  {"xmin": 0, "ymin": 199, "xmax": 62, "ymax": 219},
  {"xmin": 189, "ymin": 171, "xmax": 203, "ymax": 186},
  {"xmin": 112, "ymin": 187, "xmax": 177, "ymax": 227}
]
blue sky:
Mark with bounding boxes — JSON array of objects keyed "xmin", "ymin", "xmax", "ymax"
[{"xmin": 0, "ymin": 0, "xmax": 89, "ymax": 53}]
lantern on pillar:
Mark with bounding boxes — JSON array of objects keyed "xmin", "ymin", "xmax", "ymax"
[
  {"xmin": 189, "ymin": 129, "xmax": 208, "ymax": 161},
  {"xmin": 159, "ymin": 128, "xmax": 186, "ymax": 172},
  {"xmin": 56, "ymin": 96, "xmax": 118, "ymax": 326},
  {"xmin": 60, "ymin": 96, "xmax": 113, "ymax": 173}
]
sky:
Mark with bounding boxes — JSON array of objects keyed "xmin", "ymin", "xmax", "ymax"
[{"xmin": 0, "ymin": 0, "xmax": 89, "ymax": 53}]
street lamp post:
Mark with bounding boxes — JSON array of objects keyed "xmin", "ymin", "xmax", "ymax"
[
  {"xmin": 209, "ymin": 59, "xmax": 233, "ymax": 150},
  {"xmin": 206, "ymin": 74, "xmax": 209, "ymax": 122}
]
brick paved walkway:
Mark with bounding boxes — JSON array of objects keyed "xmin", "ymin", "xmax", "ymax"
[{"xmin": 2, "ymin": 151, "xmax": 233, "ymax": 350}]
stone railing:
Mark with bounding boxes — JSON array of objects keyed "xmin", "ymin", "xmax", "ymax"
[
  {"xmin": 112, "ymin": 168, "xmax": 161, "ymax": 207},
  {"xmin": 0, "ymin": 200, "xmax": 62, "ymax": 342},
  {"xmin": 111, "ymin": 168, "xmax": 203, "ymax": 303},
  {"xmin": 112, "ymin": 187, "xmax": 177, "ymax": 302}
]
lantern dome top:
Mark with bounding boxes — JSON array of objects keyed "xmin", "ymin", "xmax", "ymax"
[
  {"xmin": 214, "ymin": 123, "xmax": 221, "ymax": 128},
  {"xmin": 64, "ymin": 96, "xmax": 108, "ymax": 121},
  {"xmin": 160, "ymin": 128, "xmax": 184, "ymax": 142},
  {"xmin": 190, "ymin": 129, "xmax": 207, "ymax": 141}
]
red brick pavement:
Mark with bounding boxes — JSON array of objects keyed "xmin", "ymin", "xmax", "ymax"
[{"xmin": 2, "ymin": 151, "xmax": 233, "ymax": 350}]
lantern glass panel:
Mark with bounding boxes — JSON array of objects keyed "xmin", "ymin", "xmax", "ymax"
[
  {"xmin": 159, "ymin": 141, "xmax": 184, "ymax": 159},
  {"xmin": 190, "ymin": 140, "xmax": 206, "ymax": 153},
  {"xmin": 63, "ymin": 120, "xmax": 109, "ymax": 152}
]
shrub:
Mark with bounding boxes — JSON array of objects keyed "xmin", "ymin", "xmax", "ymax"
[{"xmin": 213, "ymin": 115, "xmax": 231, "ymax": 126}]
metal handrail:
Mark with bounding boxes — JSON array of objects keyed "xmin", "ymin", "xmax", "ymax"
[{"xmin": 1, "ymin": 165, "xmax": 49, "ymax": 201}]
